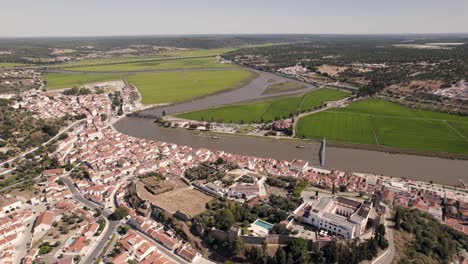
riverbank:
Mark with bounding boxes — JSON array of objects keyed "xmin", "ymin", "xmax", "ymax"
[{"xmin": 113, "ymin": 117, "xmax": 468, "ymax": 186}]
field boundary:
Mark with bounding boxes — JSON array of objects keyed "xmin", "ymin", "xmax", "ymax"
[
  {"xmin": 325, "ymin": 110, "xmax": 468, "ymax": 123},
  {"xmin": 296, "ymin": 99, "xmax": 468, "ymax": 156},
  {"xmin": 312, "ymin": 112, "xmax": 464, "ymax": 141},
  {"xmin": 445, "ymin": 121, "xmax": 467, "ymax": 142}
]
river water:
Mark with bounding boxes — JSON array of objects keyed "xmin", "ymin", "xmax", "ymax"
[
  {"xmin": 114, "ymin": 117, "xmax": 468, "ymax": 186},
  {"xmin": 136, "ymin": 69, "xmax": 317, "ymax": 116}
]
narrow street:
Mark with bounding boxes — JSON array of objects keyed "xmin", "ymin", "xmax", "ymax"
[
  {"xmin": 373, "ymin": 207, "xmax": 395, "ymax": 264},
  {"xmin": 60, "ymin": 175, "xmax": 120, "ymax": 263}
]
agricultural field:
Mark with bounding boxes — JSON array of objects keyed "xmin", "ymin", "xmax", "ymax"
[
  {"xmin": 62, "ymin": 57, "xmax": 234, "ymax": 72},
  {"xmin": 127, "ymin": 70, "xmax": 253, "ymax": 104},
  {"xmin": 180, "ymin": 100, "xmax": 272, "ymax": 123},
  {"xmin": 296, "ymin": 99, "xmax": 468, "ymax": 154},
  {"xmin": 59, "ymin": 44, "xmax": 279, "ymax": 69},
  {"xmin": 178, "ymin": 88, "xmax": 350, "ymax": 123},
  {"xmin": 61, "ymin": 55, "xmax": 170, "ymax": 67},
  {"xmin": 42, "ymin": 73, "xmax": 124, "ymax": 90},
  {"xmin": 300, "ymin": 88, "xmax": 351, "ymax": 111},
  {"xmin": 161, "ymin": 47, "xmax": 238, "ymax": 57},
  {"xmin": 262, "ymin": 81, "xmax": 306, "ymax": 94},
  {"xmin": 0, "ymin": 62, "xmax": 27, "ymax": 68}
]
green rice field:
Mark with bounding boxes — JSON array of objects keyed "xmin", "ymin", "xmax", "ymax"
[
  {"xmin": 297, "ymin": 99, "xmax": 468, "ymax": 154},
  {"xmin": 127, "ymin": 70, "xmax": 254, "ymax": 104},
  {"xmin": 63, "ymin": 57, "xmax": 234, "ymax": 72},
  {"xmin": 178, "ymin": 88, "xmax": 350, "ymax": 123},
  {"xmin": 43, "ymin": 73, "xmax": 125, "ymax": 90},
  {"xmin": 0, "ymin": 62, "xmax": 27, "ymax": 68}
]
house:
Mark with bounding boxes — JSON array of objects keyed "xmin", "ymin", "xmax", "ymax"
[
  {"xmin": 175, "ymin": 245, "xmax": 201, "ymax": 263},
  {"xmin": 53, "ymin": 257, "xmax": 74, "ymax": 264},
  {"xmin": 42, "ymin": 168, "xmax": 65, "ymax": 177},
  {"xmin": 228, "ymin": 183, "xmax": 259, "ymax": 199},
  {"xmin": 33, "ymin": 211, "xmax": 54, "ymax": 234},
  {"xmin": 112, "ymin": 252, "xmax": 130, "ymax": 264},
  {"xmin": 272, "ymin": 119, "xmax": 292, "ymax": 132},
  {"xmin": 83, "ymin": 222, "xmax": 99, "ymax": 237},
  {"xmin": 290, "ymin": 159, "xmax": 308, "ymax": 173},
  {"xmin": 65, "ymin": 236, "xmax": 86, "ymax": 254}
]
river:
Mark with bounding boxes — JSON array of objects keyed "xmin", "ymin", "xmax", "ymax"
[{"xmin": 114, "ymin": 117, "xmax": 468, "ymax": 186}]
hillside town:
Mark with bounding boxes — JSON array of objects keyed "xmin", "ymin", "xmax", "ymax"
[{"xmin": 0, "ymin": 80, "xmax": 466, "ymax": 264}]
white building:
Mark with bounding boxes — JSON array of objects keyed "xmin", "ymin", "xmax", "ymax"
[
  {"xmin": 290, "ymin": 159, "xmax": 308, "ymax": 173},
  {"xmin": 228, "ymin": 183, "xmax": 259, "ymax": 199},
  {"xmin": 295, "ymin": 196, "xmax": 372, "ymax": 239}
]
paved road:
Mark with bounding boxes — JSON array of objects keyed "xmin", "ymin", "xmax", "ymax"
[
  {"xmin": 373, "ymin": 207, "xmax": 395, "ymax": 264},
  {"xmin": 61, "ymin": 176, "xmax": 119, "ymax": 263}
]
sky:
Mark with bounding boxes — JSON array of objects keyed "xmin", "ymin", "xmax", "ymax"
[{"xmin": 1, "ymin": 0, "xmax": 467, "ymax": 37}]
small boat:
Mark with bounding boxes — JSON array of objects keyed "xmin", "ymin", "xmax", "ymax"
[
  {"xmin": 211, "ymin": 136, "xmax": 220, "ymax": 139},
  {"xmin": 296, "ymin": 145, "xmax": 305, "ymax": 149}
]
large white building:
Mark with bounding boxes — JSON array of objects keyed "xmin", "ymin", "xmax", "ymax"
[{"xmin": 294, "ymin": 196, "xmax": 373, "ymax": 239}]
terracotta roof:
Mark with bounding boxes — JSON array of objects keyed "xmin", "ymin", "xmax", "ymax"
[
  {"xmin": 43, "ymin": 168, "xmax": 65, "ymax": 176},
  {"xmin": 34, "ymin": 211, "xmax": 54, "ymax": 229}
]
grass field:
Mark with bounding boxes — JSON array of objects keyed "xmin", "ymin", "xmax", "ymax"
[
  {"xmin": 59, "ymin": 44, "xmax": 281, "ymax": 69},
  {"xmin": 178, "ymin": 88, "xmax": 350, "ymax": 123},
  {"xmin": 62, "ymin": 55, "xmax": 169, "ymax": 67},
  {"xmin": 0, "ymin": 62, "xmax": 27, "ymax": 68},
  {"xmin": 43, "ymin": 73, "xmax": 125, "ymax": 90},
  {"xmin": 58, "ymin": 48, "xmax": 233, "ymax": 68},
  {"xmin": 63, "ymin": 57, "xmax": 234, "ymax": 72},
  {"xmin": 297, "ymin": 99, "xmax": 468, "ymax": 154},
  {"xmin": 127, "ymin": 70, "xmax": 254, "ymax": 104},
  {"xmin": 262, "ymin": 81, "xmax": 306, "ymax": 94}
]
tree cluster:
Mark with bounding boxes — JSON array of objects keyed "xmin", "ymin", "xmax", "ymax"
[{"xmin": 394, "ymin": 206, "xmax": 468, "ymax": 263}]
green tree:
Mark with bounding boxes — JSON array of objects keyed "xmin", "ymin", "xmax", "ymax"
[
  {"xmin": 275, "ymin": 247, "xmax": 287, "ymax": 264},
  {"xmin": 215, "ymin": 209, "xmax": 235, "ymax": 231},
  {"xmin": 232, "ymin": 237, "xmax": 244, "ymax": 255},
  {"xmin": 111, "ymin": 207, "xmax": 129, "ymax": 220},
  {"xmin": 290, "ymin": 238, "xmax": 308, "ymax": 263},
  {"xmin": 394, "ymin": 208, "xmax": 402, "ymax": 230}
]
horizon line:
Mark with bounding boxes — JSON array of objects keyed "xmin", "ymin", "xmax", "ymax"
[{"xmin": 1, "ymin": 32, "xmax": 468, "ymax": 39}]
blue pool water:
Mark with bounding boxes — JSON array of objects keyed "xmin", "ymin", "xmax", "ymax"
[
  {"xmin": 254, "ymin": 219, "xmax": 273, "ymax": 230},
  {"xmin": 66, "ymin": 238, "xmax": 75, "ymax": 245}
]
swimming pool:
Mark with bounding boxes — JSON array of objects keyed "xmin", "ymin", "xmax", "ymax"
[
  {"xmin": 66, "ymin": 237, "xmax": 75, "ymax": 246},
  {"xmin": 254, "ymin": 219, "xmax": 273, "ymax": 230}
]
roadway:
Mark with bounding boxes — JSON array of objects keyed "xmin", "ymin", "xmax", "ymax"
[
  {"xmin": 61, "ymin": 175, "xmax": 187, "ymax": 263},
  {"xmin": 373, "ymin": 207, "xmax": 395, "ymax": 264},
  {"xmin": 60, "ymin": 175, "xmax": 120, "ymax": 263}
]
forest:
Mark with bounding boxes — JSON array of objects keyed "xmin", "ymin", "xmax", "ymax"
[{"xmin": 225, "ymin": 35, "xmax": 468, "ymax": 96}]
